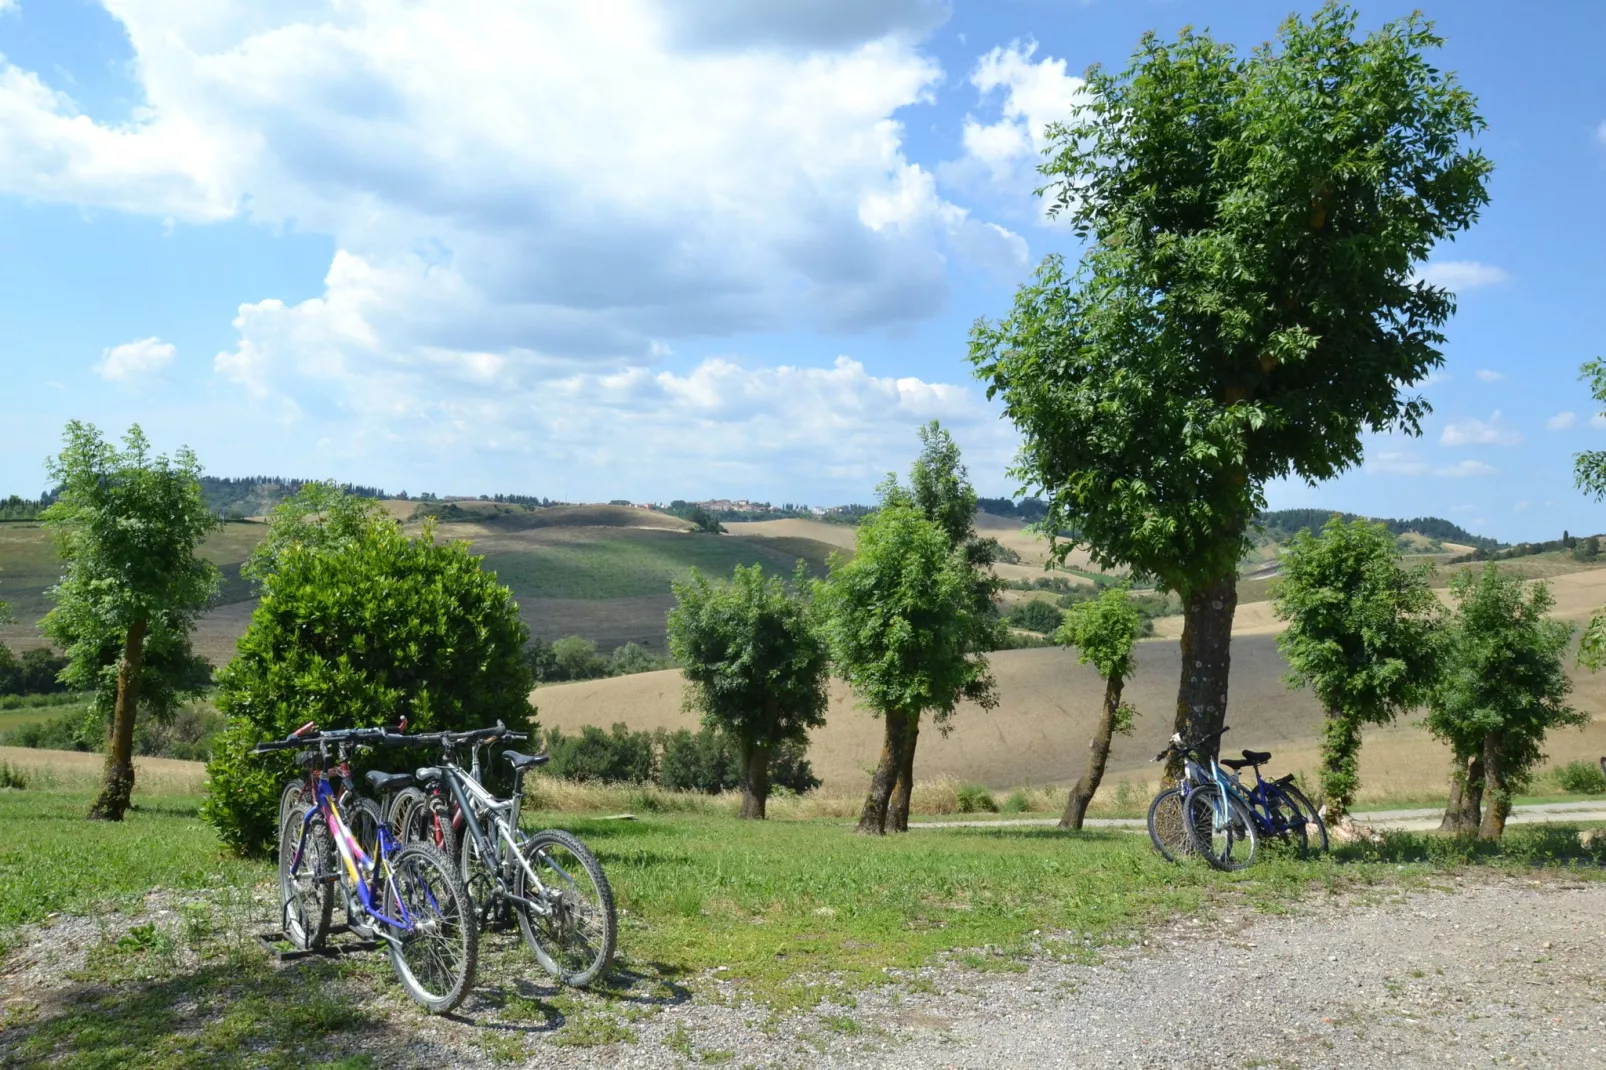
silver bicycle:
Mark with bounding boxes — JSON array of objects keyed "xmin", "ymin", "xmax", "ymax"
[{"xmin": 381, "ymin": 724, "xmax": 617, "ymax": 987}]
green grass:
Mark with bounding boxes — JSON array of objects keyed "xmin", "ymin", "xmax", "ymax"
[
  {"xmin": 480, "ymin": 530, "xmax": 827, "ymax": 601},
  {"xmin": 4, "ymin": 788, "xmax": 1606, "ymax": 1063},
  {"xmin": 0, "ymin": 694, "xmax": 88, "ymax": 735}
]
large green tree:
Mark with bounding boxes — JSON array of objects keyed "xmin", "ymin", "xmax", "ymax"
[
  {"xmin": 1569, "ymin": 358, "xmax": 1606, "ymax": 671},
  {"xmin": 968, "ymin": 4, "xmax": 1490, "ymax": 764},
  {"xmin": 876, "ymin": 422, "xmax": 1001, "ymax": 830},
  {"xmin": 202, "ymin": 486, "xmax": 532, "ymax": 855},
  {"xmin": 1427, "ymin": 566, "xmax": 1582, "ymax": 839},
  {"xmin": 1054, "ymin": 587, "xmax": 1142, "ymax": 830},
  {"xmin": 667, "ymin": 563, "xmax": 830, "ymax": 819},
  {"xmin": 41, "ymin": 423, "xmax": 220, "ymax": 821},
  {"xmin": 817, "ymin": 502, "xmax": 1000, "ymax": 835},
  {"xmin": 1272, "ymin": 518, "xmax": 1441, "ymax": 825}
]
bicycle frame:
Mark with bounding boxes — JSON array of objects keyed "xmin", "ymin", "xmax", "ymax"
[
  {"xmin": 1182, "ymin": 754, "xmax": 1238, "ymax": 834},
  {"xmin": 288, "ymin": 758, "xmax": 421, "ymax": 939},
  {"xmin": 434, "ymin": 754, "xmax": 553, "ymax": 916}
]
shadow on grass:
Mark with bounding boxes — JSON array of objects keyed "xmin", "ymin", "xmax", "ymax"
[{"xmin": 0, "ymin": 954, "xmax": 390, "ymax": 1069}]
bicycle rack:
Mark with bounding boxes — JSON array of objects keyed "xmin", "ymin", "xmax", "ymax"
[{"xmin": 257, "ymin": 923, "xmax": 378, "ymax": 963}]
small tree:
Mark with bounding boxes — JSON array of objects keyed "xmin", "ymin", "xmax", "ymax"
[
  {"xmin": 1427, "ymin": 566, "xmax": 1583, "ymax": 839},
  {"xmin": 1054, "ymin": 588, "xmax": 1141, "ymax": 829},
  {"xmin": 41, "ymin": 423, "xmax": 219, "ymax": 821},
  {"xmin": 876, "ymin": 421, "xmax": 1001, "ymax": 830},
  {"xmin": 1272, "ymin": 518, "xmax": 1441, "ymax": 825},
  {"xmin": 817, "ymin": 503, "xmax": 1000, "ymax": 834},
  {"xmin": 667, "ymin": 563, "xmax": 829, "ymax": 819},
  {"xmin": 968, "ymin": 5, "xmax": 1490, "ymax": 770},
  {"xmin": 203, "ymin": 487, "xmax": 532, "ymax": 855}
]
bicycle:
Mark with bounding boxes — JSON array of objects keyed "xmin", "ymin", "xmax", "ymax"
[
  {"xmin": 383, "ymin": 723, "xmax": 618, "ymax": 988},
  {"xmin": 1146, "ymin": 727, "xmax": 1228, "ymax": 863},
  {"xmin": 1218, "ymin": 750, "xmax": 1329, "ymax": 856},
  {"xmin": 254, "ymin": 725, "xmax": 478, "ymax": 1014}
]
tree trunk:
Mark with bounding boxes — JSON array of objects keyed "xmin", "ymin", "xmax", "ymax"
[
  {"xmin": 1167, "ymin": 575, "xmax": 1238, "ymax": 779},
  {"xmin": 856, "ymin": 708, "xmax": 907, "ymax": 835},
  {"xmin": 1439, "ymin": 753, "xmax": 1484, "ymax": 833},
  {"xmin": 1060, "ymin": 676, "xmax": 1124, "ymax": 830},
  {"xmin": 1478, "ymin": 733, "xmax": 1508, "ymax": 841},
  {"xmin": 89, "ymin": 617, "xmax": 147, "ymax": 822},
  {"xmin": 738, "ymin": 737, "xmax": 770, "ymax": 820},
  {"xmin": 888, "ymin": 716, "xmax": 920, "ymax": 833},
  {"xmin": 1319, "ymin": 707, "xmax": 1363, "ymax": 828}
]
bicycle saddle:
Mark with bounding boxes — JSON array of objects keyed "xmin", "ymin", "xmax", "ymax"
[
  {"xmin": 365, "ymin": 770, "xmax": 415, "ymax": 793},
  {"xmin": 1240, "ymin": 749, "xmax": 1272, "ymax": 765},
  {"xmin": 502, "ymin": 751, "xmax": 550, "ymax": 771},
  {"xmin": 1220, "ymin": 758, "xmax": 1252, "ymax": 771}
]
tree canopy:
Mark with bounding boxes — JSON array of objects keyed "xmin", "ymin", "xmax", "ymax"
[
  {"xmin": 1427, "ymin": 566, "xmax": 1582, "ymax": 839},
  {"xmin": 41, "ymin": 422, "xmax": 219, "ymax": 820},
  {"xmin": 667, "ymin": 563, "xmax": 829, "ymax": 819},
  {"xmin": 971, "ymin": 3, "xmax": 1489, "ymax": 595},
  {"xmin": 1056, "ymin": 587, "xmax": 1141, "ymax": 685},
  {"xmin": 1273, "ymin": 517, "xmax": 1440, "ymax": 822}
]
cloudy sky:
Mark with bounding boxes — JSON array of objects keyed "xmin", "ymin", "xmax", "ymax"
[{"xmin": 2, "ymin": 0, "xmax": 1603, "ymax": 541}]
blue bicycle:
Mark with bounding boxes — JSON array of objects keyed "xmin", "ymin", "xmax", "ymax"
[{"xmin": 255, "ymin": 725, "xmax": 477, "ymax": 1014}]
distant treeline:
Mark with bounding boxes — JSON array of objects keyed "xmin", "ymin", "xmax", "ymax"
[
  {"xmin": 201, "ymin": 477, "xmax": 385, "ymax": 518},
  {"xmin": 976, "ymin": 497, "xmax": 1049, "ymax": 523},
  {"xmin": 0, "ymin": 493, "xmax": 54, "ymax": 521},
  {"xmin": 1255, "ymin": 509, "xmax": 1504, "ymax": 552}
]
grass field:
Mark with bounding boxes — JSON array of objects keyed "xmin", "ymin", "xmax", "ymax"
[{"xmin": 3, "ymin": 771, "xmax": 1605, "ymax": 1066}]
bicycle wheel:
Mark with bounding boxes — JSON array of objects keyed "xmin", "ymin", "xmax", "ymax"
[
  {"xmin": 343, "ymin": 797, "xmax": 385, "ymax": 940},
  {"xmin": 1146, "ymin": 787, "xmax": 1192, "ymax": 863},
  {"xmin": 1258, "ymin": 792, "xmax": 1309, "ymax": 858},
  {"xmin": 381, "ymin": 842, "xmax": 477, "ymax": 1015},
  {"xmin": 1185, "ymin": 786, "xmax": 1258, "ymax": 871},
  {"xmin": 279, "ymin": 803, "xmax": 333, "ymax": 950},
  {"xmin": 1281, "ymin": 783, "xmax": 1329, "ymax": 855},
  {"xmin": 394, "ymin": 788, "xmax": 458, "ymax": 865},
  {"xmin": 459, "ymin": 823, "xmax": 504, "ymax": 930},
  {"xmin": 514, "ymin": 829, "xmax": 617, "ymax": 987},
  {"xmin": 279, "ymin": 779, "xmax": 306, "ymax": 831}
]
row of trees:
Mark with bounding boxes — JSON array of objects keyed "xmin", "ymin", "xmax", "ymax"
[{"xmin": 1274, "ymin": 518, "xmax": 1583, "ymax": 839}]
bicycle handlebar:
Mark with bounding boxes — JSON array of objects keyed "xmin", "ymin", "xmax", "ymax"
[
  {"xmin": 250, "ymin": 725, "xmax": 387, "ymax": 754},
  {"xmin": 381, "ymin": 721, "xmax": 527, "ymax": 749},
  {"xmin": 1152, "ymin": 725, "xmax": 1229, "ymax": 762}
]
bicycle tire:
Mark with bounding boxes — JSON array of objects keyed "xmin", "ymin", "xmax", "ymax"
[
  {"xmin": 1281, "ymin": 783, "xmax": 1329, "ymax": 855},
  {"xmin": 1185, "ymin": 786, "xmax": 1259, "ymax": 871},
  {"xmin": 343, "ymin": 797, "xmax": 385, "ymax": 940},
  {"xmin": 1146, "ymin": 787, "xmax": 1192, "ymax": 863},
  {"xmin": 278, "ymin": 779, "xmax": 306, "ymax": 831},
  {"xmin": 382, "ymin": 842, "xmax": 477, "ymax": 1015},
  {"xmin": 279, "ymin": 802, "xmax": 333, "ymax": 950},
  {"xmin": 391, "ymin": 786, "xmax": 459, "ymax": 864},
  {"xmin": 1258, "ymin": 791, "xmax": 1309, "ymax": 858},
  {"xmin": 515, "ymin": 829, "xmax": 617, "ymax": 987}
]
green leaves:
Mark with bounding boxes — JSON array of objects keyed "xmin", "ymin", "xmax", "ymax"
[
  {"xmin": 971, "ymin": 3, "xmax": 1491, "ymax": 596},
  {"xmin": 1054, "ymin": 587, "xmax": 1141, "ymax": 683},
  {"xmin": 816, "ymin": 504, "xmax": 1000, "ymax": 726},
  {"xmin": 203, "ymin": 486, "xmax": 533, "ymax": 855},
  {"xmin": 666, "ymin": 562, "xmax": 829, "ymax": 749},
  {"xmin": 1426, "ymin": 565, "xmax": 1584, "ymax": 784},
  {"xmin": 1273, "ymin": 517, "xmax": 1441, "ymax": 723},
  {"xmin": 39, "ymin": 422, "xmax": 220, "ymax": 720}
]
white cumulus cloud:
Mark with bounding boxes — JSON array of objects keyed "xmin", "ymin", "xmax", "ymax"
[
  {"xmin": 1475, "ymin": 369, "xmax": 1504, "ymax": 382},
  {"xmin": 1435, "ymin": 459, "xmax": 1497, "ymax": 478},
  {"xmin": 95, "ymin": 337, "xmax": 176, "ymax": 382},
  {"xmin": 1440, "ymin": 411, "xmax": 1523, "ymax": 447},
  {"xmin": 1413, "ymin": 261, "xmax": 1509, "ymax": 291},
  {"xmin": 946, "ymin": 40, "xmax": 1084, "ymax": 220},
  {"xmin": 1549, "ymin": 411, "xmax": 1578, "ymax": 430}
]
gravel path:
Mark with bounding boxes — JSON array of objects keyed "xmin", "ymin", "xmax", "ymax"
[{"xmin": 547, "ymin": 875, "xmax": 1606, "ymax": 1069}]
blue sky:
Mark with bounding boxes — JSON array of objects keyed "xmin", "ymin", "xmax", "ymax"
[{"xmin": 1, "ymin": 0, "xmax": 1602, "ymax": 542}]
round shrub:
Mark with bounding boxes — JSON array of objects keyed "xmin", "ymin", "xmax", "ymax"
[{"xmin": 201, "ymin": 492, "xmax": 532, "ymax": 856}]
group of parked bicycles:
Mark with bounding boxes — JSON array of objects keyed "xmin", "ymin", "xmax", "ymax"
[
  {"xmin": 1144, "ymin": 726, "xmax": 1329, "ymax": 870},
  {"xmin": 254, "ymin": 721, "xmax": 616, "ymax": 1014}
]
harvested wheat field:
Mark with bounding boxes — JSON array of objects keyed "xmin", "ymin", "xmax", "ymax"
[
  {"xmin": 0, "ymin": 746, "xmax": 206, "ymax": 795},
  {"xmin": 535, "ymin": 626, "xmax": 1606, "ymax": 803}
]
